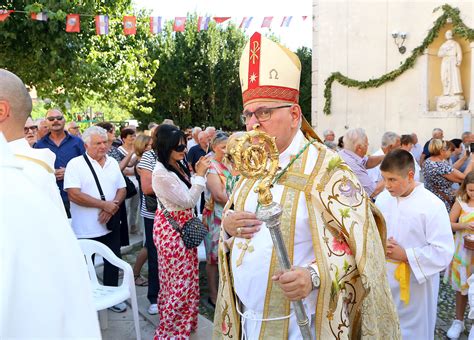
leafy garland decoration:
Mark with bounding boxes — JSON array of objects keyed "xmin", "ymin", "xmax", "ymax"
[{"xmin": 323, "ymin": 4, "xmax": 474, "ymax": 115}]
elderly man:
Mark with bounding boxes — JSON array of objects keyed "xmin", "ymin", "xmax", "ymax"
[
  {"xmin": 187, "ymin": 126, "xmax": 202, "ymax": 150},
  {"xmin": 213, "ymin": 33, "xmax": 399, "ymax": 339},
  {"xmin": 0, "ymin": 135, "xmax": 100, "ymax": 338},
  {"xmin": 35, "ymin": 108, "xmax": 85, "ymax": 217},
  {"xmin": 188, "ymin": 130, "xmax": 209, "ymax": 171},
  {"xmin": 367, "ymin": 131, "xmax": 401, "ymax": 195},
  {"xmin": 420, "ymin": 128, "xmax": 444, "ymax": 166},
  {"xmin": 36, "ymin": 117, "xmax": 49, "ymax": 139},
  {"xmin": 205, "ymin": 126, "xmax": 216, "ymax": 142},
  {"xmin": 66, "ymin": 120, "xmax": 81, "ymax": 138},
  {"xmin": 24, "ymin": 117, "xmax": 38, "ymax": 146},
  {"xmin": 338, "ymin": 128, "xmax": 386, "ymax": 198},
  {"xmin": 323, "ymin": 129, "xmax": 335, "ymax": 142},
  {"xmin": 64, "ymin": 126, "xmax": 127, "ymax": 313},
  {"xmin": 410, "ymin": 132, "xmax": 422, "ymax": 164},
  {"xmin": 0, "ymin": 69, "xmax": 63, "ymax": 214}
]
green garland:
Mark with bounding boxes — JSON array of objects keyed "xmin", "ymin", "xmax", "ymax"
[{"xmin": 323, "ymin": 4, "xmax": 474, "ymax": 115}]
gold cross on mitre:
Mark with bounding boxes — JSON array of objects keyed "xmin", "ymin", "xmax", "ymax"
[{"xmin": 236, "ymin": 240, "xmax": 254, "ymax": 267}]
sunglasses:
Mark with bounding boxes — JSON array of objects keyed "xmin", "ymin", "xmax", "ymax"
[
  {"xmin": 24, "ymin": 125, "xmax": 38, "ymax": 133},
  {"xmin": 46, "ymin": 116, "xmax": 64, "ymax": 122},
  {"xmin": 174, "ymin": 144, "xmax": 187, "ymax": 152}
]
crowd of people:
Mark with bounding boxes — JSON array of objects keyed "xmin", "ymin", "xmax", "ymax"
[{"xmin": 3, "ymin": 31, "xmax": 474, "ymax": 340}]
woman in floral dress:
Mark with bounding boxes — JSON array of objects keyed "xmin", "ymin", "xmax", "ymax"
[
  {"xmin": 151, "ymin": 124, "xmax": 210, "ymax": 339},
  {"xmin": 422, "ymin": 139, "xmax": 473, "ymax": 212}
]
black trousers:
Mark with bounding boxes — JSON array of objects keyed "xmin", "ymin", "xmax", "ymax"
[
  {"xmin": 90, "ymin": 225, "xmax": 121, "ymax": 287},
  {"xmin": 144, "ymin": 217, "xmax": 159, "ymax": 304}
]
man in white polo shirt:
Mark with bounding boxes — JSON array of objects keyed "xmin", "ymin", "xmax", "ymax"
[{"xmin": 64, "ymin": 126, "xmax": 127, "ymax": 312}]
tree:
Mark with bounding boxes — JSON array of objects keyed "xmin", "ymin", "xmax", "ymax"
[
  {"xmin": 134, "ymin": 16, "xmax": 247, "ymax": 130},
  {"xmin": 0, "ymin": 0, "xmax": 158, "ymax": 115},
  {"xmin": 296, "ymin": 46, "xmax": 312, "ymax": 123}
]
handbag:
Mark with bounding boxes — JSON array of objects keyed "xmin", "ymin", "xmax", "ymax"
[
  {"xmin": 157, "ymin": 197, "xmax": 208, "ymax": 249},
  {"xmin": 145, "ymin": 194, "xmax": 157, "ymax": 212},
  {"xmin": 83, "ymin": 154, "xmax": 120, "ymax": 231},
  {"xmin": 124, "ymin": 175, "xmax": 138, "ymax": 199}
]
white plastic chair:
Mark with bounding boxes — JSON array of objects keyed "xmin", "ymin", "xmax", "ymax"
[{"xmin": 79, "ymin": 239, "xmax": 141, "ymax": 340}]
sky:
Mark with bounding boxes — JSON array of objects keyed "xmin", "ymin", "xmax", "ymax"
[{"xmin": 133, "ymin": 0, "xmax": 312, "ymax": 51}]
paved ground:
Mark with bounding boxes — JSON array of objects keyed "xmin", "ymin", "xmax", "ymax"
[
  {"xmin": 97, "ymin": 233, "xmax": 214, "ymax": 340},
  {"xmin": 101, "ymin": 233, "xmax": 474, "ymax": 339}
]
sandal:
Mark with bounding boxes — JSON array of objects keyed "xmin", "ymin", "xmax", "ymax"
[{"xmin": 134, "ymin": 275, "xmax": 148, "ymax": 286}]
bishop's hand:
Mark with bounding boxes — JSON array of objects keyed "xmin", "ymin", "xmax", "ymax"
[{"xmin": 271, "ymin": 267, "xmax": 313, "ymax": 301}]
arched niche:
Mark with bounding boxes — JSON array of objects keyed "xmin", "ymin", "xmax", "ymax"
[{"xmin": 427, "ymin": 24, "xmax": 471, "ymax": 111}]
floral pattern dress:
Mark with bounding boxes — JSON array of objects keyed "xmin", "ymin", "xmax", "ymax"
[
  {"xmin": 445, "ymin": 199, "xmax": 474, "ymax": 294},
  {"xmin": 422, "ymin": 158, "xmax": 455, "ymax": 212},
  {"xmin": 151, "ymin": 161, "xmax": 205, "ymax": 339},
  {"xmin": 202, "ymin": 160, "xmax": 233, "ymax": 265}
]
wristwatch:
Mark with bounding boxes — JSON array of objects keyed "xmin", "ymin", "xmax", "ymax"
[{"xmin": 306, "ymin": 265, "xmax": 321, "ymax": 290}]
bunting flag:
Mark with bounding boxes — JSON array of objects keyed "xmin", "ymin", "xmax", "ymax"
[
  {"xmin": 302, "ymin": 16, "xmax": 308, "ymax": 21},
  {"xmin": 95, "ymin": 15, "xmax": 109, "ymax": 35},
  {"xmin": 150, "ymin": 16, "xmax": 162, "ymax": 34},
  {"xmin": 123, "ymin": 15, "xmax": 136, "ymax": 35},
  {"xmin": 0, "ymin": 10, "xmax": 14, "ymax": 22},
  {"xmin": 31, "ymin": 12, "xmax": 48, "ymax": 21},
  {"xmin": 281, "ymin": 16, "xmax": 292, "ymax": 27},
  {"xmin": 213, "ymin": 17, "xmax": 230, "ymax": 24},
  {"xmin": 66, "ymin": 14, "xmax": 80, "ymax": 33},
  {"xmin": 173, "ymin": 17, "xmax": 186, "ymax": 32},
  {"xmin": 239, "ymin": 17, "xmax": 253, "ymax": 29},
  {"xmin": 261, "ymin": 16, "xmax": 273, "ymax": 28},
  {"xmin": 197, "ymin": 16, "xmax": 210, "ymax": 32}
]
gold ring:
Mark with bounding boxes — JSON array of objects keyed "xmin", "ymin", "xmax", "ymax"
[{"xmin": 237, "ymin": 227, "xmax": 242, "ymax": 236}]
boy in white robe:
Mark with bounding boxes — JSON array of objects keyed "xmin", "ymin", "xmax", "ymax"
[{"xmin": 376, "ymin": 149, "xmax": 454, "ymax": 339}]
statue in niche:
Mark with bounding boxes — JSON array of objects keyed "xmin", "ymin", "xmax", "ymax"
[{"xmin": 436, "ymin": 30, "xmax": 465, "ymax": 112}]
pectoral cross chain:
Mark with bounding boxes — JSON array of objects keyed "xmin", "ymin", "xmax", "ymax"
[{"xmin": 236, "ymin": 240, "xmax": 254, "ymax": 267}]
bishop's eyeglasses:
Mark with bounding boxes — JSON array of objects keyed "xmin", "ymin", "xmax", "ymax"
[{"xmin": 240, "ymin": 105, "xmax": 293, "ymax": 125}]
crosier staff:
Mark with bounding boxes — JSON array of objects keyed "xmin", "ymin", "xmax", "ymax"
[{"xmin": 227, "ymin": 125, "xmax": 312, "ymax": 340}]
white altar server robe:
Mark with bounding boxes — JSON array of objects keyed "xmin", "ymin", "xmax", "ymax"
[{"xmin": 376, "ymin": 184, "xmax": 454, "ymax": 340}]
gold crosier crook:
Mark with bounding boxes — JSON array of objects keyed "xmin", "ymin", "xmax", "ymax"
[{"xmin": 227, "ymin": 124, "xmax": 313, "ymax": 339}]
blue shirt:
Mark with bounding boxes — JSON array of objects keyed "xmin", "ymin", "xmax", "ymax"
[{"xmin": 34, "ymin": 132, "xmax": 85, "ymax": 201}]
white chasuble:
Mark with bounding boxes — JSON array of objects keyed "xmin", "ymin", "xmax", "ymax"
[
  {"xmin": 376, "ymin": 184, "xmax": 454, "ymax": 340},
  {"xmin": 230, "ymin": 131, "xmax": 317, "ymax": 339}
]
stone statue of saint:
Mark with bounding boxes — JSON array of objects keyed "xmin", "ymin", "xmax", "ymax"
[{"xmin": 438, "ymin": 30, "xmax": 463, "ymax": 96}]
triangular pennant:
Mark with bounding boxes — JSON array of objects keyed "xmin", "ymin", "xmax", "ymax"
[
  {"xmin": 66, "ymin": 14, "xmax": 80, "ymax": 33},
  {"xmin": 213, "ymin": 17, "xmax": 230, "ymax": 24},
  {"xmin": 123, "ymin": 16, "xmax": 137, "ymax": 35},
  {"xmin": 0, "ymin": 10, "xmax": 14, "ymax": 22},
  {"xmin": 302, "ymin": 16, "xmax": 308, "ymax": 21}
]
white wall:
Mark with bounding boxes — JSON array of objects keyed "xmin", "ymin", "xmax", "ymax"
[{"xmin": 312, "ymin": 0, "xmax": 474, "ymax": 152}]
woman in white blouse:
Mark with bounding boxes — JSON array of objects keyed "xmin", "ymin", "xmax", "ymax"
[{"xmin": 151, "ymin": 124, "xmax": 210, "ymax": 339}]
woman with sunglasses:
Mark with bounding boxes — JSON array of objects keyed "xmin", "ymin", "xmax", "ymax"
[{"xmin": 151, "ymin": 124, "xmax": 210, "ymax": 339}]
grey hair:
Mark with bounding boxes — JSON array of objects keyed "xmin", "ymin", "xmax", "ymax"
[
  {"xmin": 462, "ymin": 131, "xmax": 471, "ymax": 140},
  {"xmin": 323, "ymin": 129, "xmax": 334, "ymax": 138},
  {"xmin": 432, "ymin": 128, "xmax": 443, "ymax": 136},
  {"xmin": 82, "ymin": 126, "xmax": 108, "ymax": 146},
  {"xmin": 343, "ymin": 128, "xmax": 367, "ymax": 152},
  {"xmin": 192, "ymin": 126, "xmax": 202, "ymax": 134},
  {"xmin": 381, "ymin": 131, "xmax": 400, "ymax": 148},
  {"xmin": 211, "ymin": 131, "xmax": 229, "ymax": 147}
]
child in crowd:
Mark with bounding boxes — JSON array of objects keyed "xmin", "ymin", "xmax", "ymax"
[
  {"xmin": 446, "ymin": 172, "xmax": 474, "ymax": 339},
  {"xmin": 376, "ymin": 149, "xmax": 454, "ymax": 339}
]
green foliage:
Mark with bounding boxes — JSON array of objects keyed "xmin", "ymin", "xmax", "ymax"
[
  {"xmin": 0, "ymin": 0, "xmax": 158, "ymax": 116},
  {"xmin": 323, "ymin": 4, "xmax": 474, "ymax": 115},
  {"xmin": 134, "ymin": 16, "xmax": 247, "ymax": 130},
  {"xmin": 296, "ymin": 46, "xmax": 312, "ymax": 122}
]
